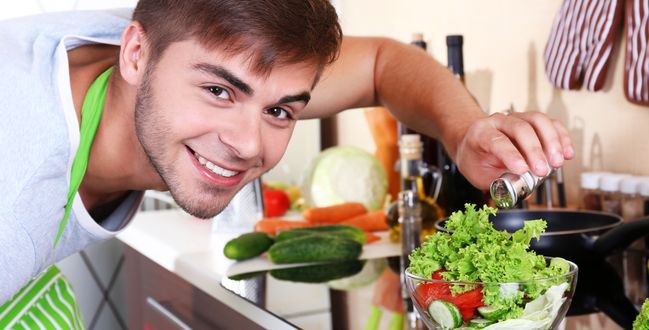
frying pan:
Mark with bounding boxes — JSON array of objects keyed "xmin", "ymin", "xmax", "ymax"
[
  {"xmin": 435, "ymin": 209, "xmax": 649, "ymax": 328},
  {"xmin": 435, "ymin": 209, "xmax": 649, "ymax": 263}
]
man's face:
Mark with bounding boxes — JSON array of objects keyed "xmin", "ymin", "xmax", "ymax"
[{"xmin": 135, "ymin": 39, "xmax": 318, "ymax": 218}]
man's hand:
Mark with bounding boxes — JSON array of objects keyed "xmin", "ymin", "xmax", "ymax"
[{"xmin": 453, "ymin": 111, "xmax": 574, "ymax": 190}]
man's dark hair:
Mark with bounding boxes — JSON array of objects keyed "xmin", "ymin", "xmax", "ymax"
[{"xmin": 132, "ymin": 0, "xmax": 342, "ymax": 75}]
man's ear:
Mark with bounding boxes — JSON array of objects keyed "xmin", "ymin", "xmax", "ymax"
[{"xmin": 119, "ymin": 21, "xmax": 148, "ymax": 85}]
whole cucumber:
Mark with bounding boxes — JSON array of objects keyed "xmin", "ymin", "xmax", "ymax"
[
  {"xmin": 268, "ymin": 234, "xmax": 362, "ymax": 264},
  {"xmin": 275, "ymin": 225, "xmax": 366, "ymax": 244},
  {"xmin": 270, "ymin": 260, "xmax": 364, "ymax": 283},
  {"xmin": 223, "ymin": 232, "xmax": 274, "ymax": 261}
]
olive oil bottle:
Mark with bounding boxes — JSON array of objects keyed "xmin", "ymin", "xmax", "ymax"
[{"xmin": 388, "ymin": 134, "xmax": 444, "ymax": 242}]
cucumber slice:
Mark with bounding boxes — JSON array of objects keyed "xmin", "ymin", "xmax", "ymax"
[
  {"xmin": 428, "ymin": 300, "xmax": 463, "ymax": 329},
  {"xmin": 467, "ymin": 318, "xmax": 495, "ymax": 328},
  {"xmin": 477, "ymin": 305, "xmax": 506, "ymax": 321}
]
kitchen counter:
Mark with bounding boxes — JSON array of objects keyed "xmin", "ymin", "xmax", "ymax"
[
  {"xmin": 116, "ymin": 209, "xmax": 298, "ymax": 329},
  {"xmin": 117, "ymin": 209, "xmax": 632, "ymax": 329}
]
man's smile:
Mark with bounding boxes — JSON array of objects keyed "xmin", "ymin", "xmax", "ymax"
[
  {"xmin": 193, "ymin": 151, "xmax": 240, "ymax": 177},
  {"xmin": 186, "ymin": 147, "xmax": 245, "ymax": 187}
]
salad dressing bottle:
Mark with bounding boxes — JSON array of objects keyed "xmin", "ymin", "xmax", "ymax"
[{"xmin": 388, "ymin": 134, "xmax": 444, "ymax": 242}]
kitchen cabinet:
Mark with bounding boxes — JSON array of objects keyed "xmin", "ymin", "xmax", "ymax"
[{"xmin": 124, "ymin": 245, "xmax": 264, "ymax": 329}]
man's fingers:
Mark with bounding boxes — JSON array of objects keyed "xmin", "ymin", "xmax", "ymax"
[
  {"xmin": 551, "ymin": 119, "xmax": 575, "ymax": 159},
  {"xmin": 511, "ymin": 111, "xmax": 566, "ymax": 168},
  {"xmin": 485, "ymin": 129, "xmax": 529, "ymax": 175},
  {"xmin": 489, "ymin": 112, "xmax": 549, "ymax": 176}
]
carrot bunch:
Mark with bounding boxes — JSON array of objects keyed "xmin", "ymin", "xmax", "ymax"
[{"xmin": 254, "ymin": 202, "xmax": 389, "ymax": 244}]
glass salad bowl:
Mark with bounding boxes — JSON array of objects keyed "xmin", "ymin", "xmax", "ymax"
[{"xmin": 404, "ymin": 258, "xmax": 578, "ymax": 330}]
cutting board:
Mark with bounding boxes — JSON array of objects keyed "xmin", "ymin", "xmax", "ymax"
[{"xmin": 224, "ymin": 231, "xmax": 401, "ymax": 278}]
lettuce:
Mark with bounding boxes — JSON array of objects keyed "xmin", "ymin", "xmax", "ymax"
[
  {"xmin": 634, "ymin": 299, "xmax": 649, "ymax": 330},
  {"xmin": 409, "ymin": 204, "xmax": 569, "ymax": 320}
]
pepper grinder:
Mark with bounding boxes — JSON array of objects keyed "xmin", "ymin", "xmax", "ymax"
[{"xmin": 490, "ymin": 167, "xmax": 555, "ymax": 209}]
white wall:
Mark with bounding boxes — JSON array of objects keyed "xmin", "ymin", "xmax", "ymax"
[{"xmin": 335, "ymin": 0, "xmax": 649, "ymax": 206}]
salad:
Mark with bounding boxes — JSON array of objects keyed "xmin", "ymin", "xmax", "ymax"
[
  {"xmin": 634, "ymin": 298, "xmax": 649, "ymax": 330},
  {"xmin": 408, "ymin": 204, "xmax": 574, "ymax": 329}
]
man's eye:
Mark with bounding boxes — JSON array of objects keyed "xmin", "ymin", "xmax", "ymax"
[
  {"xmin": 266, "ymin": 107, "xmax": 292, "ymax": 120},
  {"xmin": 207, "ymin": 86, "xmax": 230, "ymax": 100}
]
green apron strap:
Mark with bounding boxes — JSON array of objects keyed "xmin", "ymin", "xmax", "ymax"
[
  {"xmin": 0, "ymin": 66, "xmax": 114, "ymax": 329},
  {"xmin": 54, "ymin": 67, "xmax": 113, "ymax": 246}
]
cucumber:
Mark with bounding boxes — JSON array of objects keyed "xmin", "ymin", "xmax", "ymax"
[
  {"xmin": 477, "ymin": 306, "xmax": 507, "ymax": 321},
  {"xmin": 270, "ymin": 260, "xmax": 364, "ymax": 283},
  {"xmin": 467, "ymin": 318, "xmax": 495, "ymax": 328},
  {"xmin": 223, "ymin": 232, "xmax": 274, "ymax": 261},
  {"xmin": 275, "ymin": 225, "xmax": 366, "ymax": 244},
  {"xmin": 268, "ymin": 234, "xmax": 362, "ymax": 264},
  {"xmin": 428, "ymin": 300, "xmax": 463, "ymax": 329}
]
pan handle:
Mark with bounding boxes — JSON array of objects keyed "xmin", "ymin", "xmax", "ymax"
[{"xmin": 593, "ymin": 216, "xmax": 649, "ymax": 257}]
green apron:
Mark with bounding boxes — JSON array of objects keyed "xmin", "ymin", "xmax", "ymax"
[{"xmin": 0, "ymin": 67, "xmax": 113, "ymax": 329}]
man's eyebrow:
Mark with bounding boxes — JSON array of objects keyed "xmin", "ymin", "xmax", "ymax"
[
  {"xmin": 277, "ymin": 92, "xmax": 311, "ymax": 105},
  {"xmin": 192, "ymin": 63, "xmax": 253, "ymax": 96}
]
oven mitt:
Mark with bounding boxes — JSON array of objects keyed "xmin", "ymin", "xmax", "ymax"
[
  {"xmin": 544, "ymin": 0, "xmax": 623, "ymax": 91},
  {"xmin": 624, "ymin": 0, "xmax": 649, "ymax": 105}
]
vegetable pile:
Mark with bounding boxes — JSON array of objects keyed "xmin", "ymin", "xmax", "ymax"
[{"xmin": 408, "ymin": 204, "xmax": 573, "ymax": 328}]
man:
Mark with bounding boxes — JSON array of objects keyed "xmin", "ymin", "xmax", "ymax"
[{"xmin": 0, "ymin": 0, "xmax": 572, "ymax": 318}]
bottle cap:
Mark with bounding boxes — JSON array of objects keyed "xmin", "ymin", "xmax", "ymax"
[
  {"xmin": 580, "ymin": 172, "xmax": 609, "ymax": 190},
  {"xmin": 620, "ymin": 176, "xmax": 642, "ymax": 194},
  {"xmin": 599, "ymin": 174, "xmax": 630, "ymax": 192},
  {"xmin": 399, "ymin": 134, "xmax": 423, "ymax": 159},
  {"xmin": 446, "ymin": 35, "xmax": 463, "ymax": 46}
]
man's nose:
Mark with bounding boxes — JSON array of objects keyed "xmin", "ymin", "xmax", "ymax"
[{"xmin": 219, "ymin": 112, "xmax": 262, "ymax": 160}]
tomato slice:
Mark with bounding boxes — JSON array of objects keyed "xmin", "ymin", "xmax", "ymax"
[
  {"xmin": 448, "ymin": 287, "xmax": 484, "ymax": 309},
  {"xmin": 414, "ymin": 282, "xmax": 451, "ymax": 307},
  {"xmin": 432, "ymin": 269, "xmax": 445, "ymax": 280},
  {"xmin": 459, "ymin": 307, "xmax": 476, "ymax": 321},
  {"xmin": 415, "ymin": 269, "xmax": 484, "ymax": 313}
]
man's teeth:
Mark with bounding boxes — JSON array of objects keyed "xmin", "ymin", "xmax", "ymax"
[{"xmin": 195, "ymin": 154, "xmax": 239, "ymax": 177}]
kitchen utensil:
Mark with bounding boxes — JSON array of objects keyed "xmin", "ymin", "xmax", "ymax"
[{"xmin": 436, "ymin": 210, "xmax": 649, "ymax": 264}]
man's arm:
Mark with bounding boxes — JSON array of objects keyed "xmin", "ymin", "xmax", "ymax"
[{"xmin": 306, "ymin": 36, "xmax": 574, "ymax": 189}]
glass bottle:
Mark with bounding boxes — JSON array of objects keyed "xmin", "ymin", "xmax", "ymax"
[
  {"xmin": 397, "ymin": 33, "xmax": 439, "ymax": 183},
  {"xmin": 388, "ymin": 134, "xmax": 444, "ymax": 242},
  {"xmin": 580, "ymin": 172, "xmax": 608, "ymax": 211},
  {"xmin": 436, "ymin": 35, "xmax": 487, "ymax": 214},
  {"xmin": 599, "ymin": 174, "xmax": 629, "ymax": 216},
  {"xmin": 641, "ymin": 179, "xmax": 649, "ymax": 216},
  {"xmin": 398, "ymin": 189, "xmax": 423, "ymax": 330},
  {"xmin": 621, "ymin": 176, "xmax": 644, "ymax": 221}
]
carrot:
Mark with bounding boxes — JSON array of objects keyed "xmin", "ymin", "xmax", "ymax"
[
  {"xmin": 364, "ymin": 231, "xmax": 381, "ymax": 244},
  {"xmin": 364, "ymin": 107, "xmax": 399, "ymax": 202},
  {"xmin": 302, "ymin": 202, "xmax": 367, "ymax": 224},
  {"xmin": 254, "ymin": 218, "xmax": 309, "ymax": 236},
  {"xmin": 340, "ymin": 210, "xmax": 388, "ymax": 232}
]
